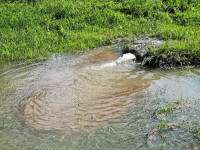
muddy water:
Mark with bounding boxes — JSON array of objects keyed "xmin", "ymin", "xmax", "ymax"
[
  {"xmin": 1, "ymin": 45, "xmax": 200, "ymax": 150},
  {"xmin": 23, "ymin": 49, "xmax": 149, "ymax": 132}
]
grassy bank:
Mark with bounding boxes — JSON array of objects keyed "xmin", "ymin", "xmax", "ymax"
[{"xmin": 0, "ymin": 0, "xmax": 200, "ymax": 65}]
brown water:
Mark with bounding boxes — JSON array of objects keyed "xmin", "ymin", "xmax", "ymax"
[
  {"xmin": 1, "ymin": 45, "xmax": 200, "ymax": 150},
  {"xmin": 23, "ymin": 49, "xmax": 150, "ymax": 132}
]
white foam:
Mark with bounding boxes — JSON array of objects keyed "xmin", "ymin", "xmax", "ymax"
[
  {"xmin": 99, "ymin": 53, "xmax": 136, "ymax": 69},
  {"xmin": 116, "ymin": 53, "xmax": 136, "ymax": 64}
]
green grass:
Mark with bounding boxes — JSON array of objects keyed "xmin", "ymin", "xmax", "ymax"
[{"xmin": 0, "ymin": 0, "xmax": 200, "ymax": 64}]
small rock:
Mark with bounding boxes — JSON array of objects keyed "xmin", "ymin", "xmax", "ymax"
[
  {"xmin": 122, "ymin": 38, "xmax": 164, "ymax": 62},
  {"xmin": 167, "ymin": 123, "xmax": 181, "ymax": 130}
]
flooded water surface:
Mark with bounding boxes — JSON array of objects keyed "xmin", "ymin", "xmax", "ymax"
[{"xmin": 1, "ymin": 45, "xmax": 200, "ymax": 149}]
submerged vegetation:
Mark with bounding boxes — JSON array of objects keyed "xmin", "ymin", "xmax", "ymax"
[
  {"xmin": 0, "ymin": 0, "xmax": 200, "ymax": 65},
  {"xmin": 148, "ymin": 97, "xmax": 200, "ymax": 148}
]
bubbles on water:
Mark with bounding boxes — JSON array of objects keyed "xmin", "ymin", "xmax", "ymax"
[
  {"xmin": 116, "ymin": 53, "xmax": 136, "ymax": 63},
  {"xmin": 99, "ymin": 53, "xmax": 136, "ymax": 69}
]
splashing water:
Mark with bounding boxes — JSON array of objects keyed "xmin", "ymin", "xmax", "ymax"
[{"xmin": 100, "ymin": 53, "xmax": 136, "ymax": 69}]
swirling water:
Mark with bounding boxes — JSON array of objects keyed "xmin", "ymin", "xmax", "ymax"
[{"xmin": 1, "ymin": 45, "xmax": 200, "ymax": 150}]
